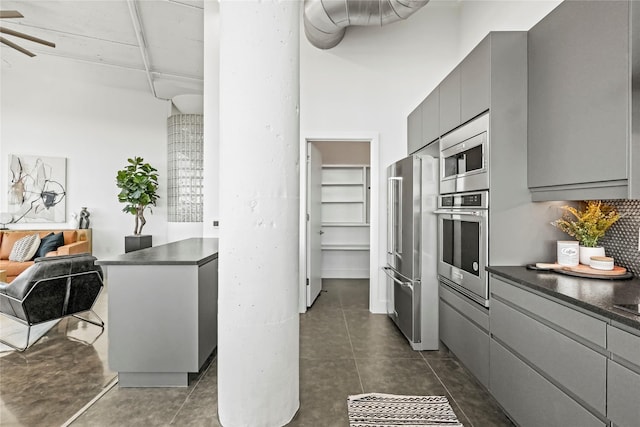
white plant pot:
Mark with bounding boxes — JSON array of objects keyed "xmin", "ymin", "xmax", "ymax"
[{"xmin": 579, "ymin": 246, "xmax": 605, "ymax": 265}]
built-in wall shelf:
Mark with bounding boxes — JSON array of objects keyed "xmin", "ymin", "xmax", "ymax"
[
  {"xmin": 321, "ymin": 165, "xmax": 369, "ymax": 224},
  {"xmin": 320, "ymin": 165, "xmax": 370, "ymax": 278}
]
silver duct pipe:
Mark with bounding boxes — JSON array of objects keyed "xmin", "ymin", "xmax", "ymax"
[{"xmin": 304, "ymin": 0, "xmax": 430, "ymax": 49}]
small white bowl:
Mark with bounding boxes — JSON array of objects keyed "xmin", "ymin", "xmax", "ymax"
[{"xmin": 590, "ymin": 256, "xmax": 614, "ymax": 271}]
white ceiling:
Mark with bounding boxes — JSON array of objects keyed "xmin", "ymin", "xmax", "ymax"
[{"xmin": 0, "ymin": 0, "xmax": 204, "ymax": 100}]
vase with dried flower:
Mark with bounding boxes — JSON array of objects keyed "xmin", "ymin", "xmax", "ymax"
[{"xmin": 552, "ymin": 201, "xmax": 620, "ymax": 265}]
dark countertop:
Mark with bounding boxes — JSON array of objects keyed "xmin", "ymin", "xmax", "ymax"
[
  {"xmin": 487, "ymin": 266, "xmax": 640, "ymax": 331},
  {"xmin": 96, "ymin": 238, "xmax": 218, "ymax": 266}
]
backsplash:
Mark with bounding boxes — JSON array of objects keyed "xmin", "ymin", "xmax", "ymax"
[{"xmin": 600, "ymin": 200, "xmax": 640, "ymax": 277}]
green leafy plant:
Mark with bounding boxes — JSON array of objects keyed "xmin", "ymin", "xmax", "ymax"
[
  {"xmin": 116, "ymin": 157, "xmax": 159, "ymax": 235},
  {"xmin": 552, "ymin": 201, "xmax": 620, "ymax": 247}
]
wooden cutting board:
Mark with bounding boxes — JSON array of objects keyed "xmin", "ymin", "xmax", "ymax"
[{"xmin": 535, "ymin": 263, "xmax": 627, "ymax": 276}]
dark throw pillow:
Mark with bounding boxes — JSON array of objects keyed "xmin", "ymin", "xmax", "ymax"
[{"xmin": 35, "ymin": 232, "xmax": 65, "ymax": 258}]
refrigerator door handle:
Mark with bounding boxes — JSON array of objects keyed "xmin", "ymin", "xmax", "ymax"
[
  {"xmin": 382, "ymin": 266, "xmax": 414, "ymax": 291},
  {"xmin": 387, "ymin": 177, "xmax": 403, "ymax": 257},
  {"xmin": 387, "ymin": 178, "xmax": 394, "ymax": 255}
]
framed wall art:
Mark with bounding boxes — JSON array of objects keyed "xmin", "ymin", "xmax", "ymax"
[{"xmin": 7, "ymin": 154, "xmax": 67, "ymax": 223}]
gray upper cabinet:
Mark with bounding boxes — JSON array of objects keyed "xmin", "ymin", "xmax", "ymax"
[
  {"xmin": 460, "ymin": 36, "xmax": 490, "ymax": 124},
  {"xmin": 408, "ymin": 88, "xmax": 440, "ymax": 155},
  {"xmin": 528, "ymin": 0, "xmax": 638, "ymax": 200},
  {"xmin": 439, "ymin": 35, "xmax": 491, "ymax": 137},
  {"xmin": 438, "ymin": 66, "xmax": 461, "ymax": 136},
  {"xmin": 420, "ymin": 88, "xmax": 439, "ymax": 147},
  {"xmin": 407, "ymin": 103, "xmax": 422, "ymax": 155}
]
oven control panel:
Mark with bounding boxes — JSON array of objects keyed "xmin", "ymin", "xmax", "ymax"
[{"xmin": 438, "ymin": 191, "xmax": 488, "ymax": 209}]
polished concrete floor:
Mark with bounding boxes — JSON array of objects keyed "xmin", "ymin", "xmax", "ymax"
[
  {"xmin": 0, "ymin": 288, "xmax": 114, "ymax": 427},
  {"xmin": 0, "ymin": 279, "xmax": 513, "ymax": 426}
]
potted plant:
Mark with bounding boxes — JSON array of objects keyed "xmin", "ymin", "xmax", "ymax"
[
  {"xmin": 552, "ymin": 200, "xmax": 620, "ymax": 265},
  {"xmin": 116, "ymin": 157, "xmax": 159, "ymax": 252}
]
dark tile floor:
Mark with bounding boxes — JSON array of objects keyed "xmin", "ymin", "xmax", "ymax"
[
  {"xmin": 0, "ymin": 279, "xmax": 513, "ymax": 426},
  {"xmin": 290, "ymin": 279, "xmax": 513, "ymax": 427}
]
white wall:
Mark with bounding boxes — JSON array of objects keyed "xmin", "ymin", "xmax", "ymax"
[{"xmin": 0, "ymin": 54, "xmax": 169, "ymax": 258}]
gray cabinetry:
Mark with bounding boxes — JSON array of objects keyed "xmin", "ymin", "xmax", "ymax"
[
  {"xmin": 408, "ymin": 89, "xmax": 440, "ymax": 155},
  {"xmin": 407, "ymin": 104, "xmax": 422, "ymax": 155},
  {"xmin": 607, "ymin": 325, "xmax": 640, "ymax": 427},
  {"xmin": 491, "ymin": 298, "xmax": 606, "ymax": 415},
  {"xmin": 608, "ymin": 361, "xmax": 640, "ymax": 427},
  {"xmin": 491, "ymin": 340, "xmax": 605, "ymax": 427},
  {"xmin": 460, "ymin": 36, "xmax": 490, "ymax": 124},
  {"xmin": 438, "ymin": 66, "xmax": 461, "ymax": 136},
  {"xmin": 100, "ymin": 238, "xmax": 219, "ymax": 388},
  {"xmin": 420, "ymin": 88, "xmax": 439, "ymax": 147},
  {"xmin": 527, "ymin": 0, "xmax": 637, "ymax": 200},
  {"xmin": 490, "ymin": 275, "xmax": 608, "ymax": 424},
  {"xmin": 439, "ymin": 283, "xmax": 489, "ymax": 388},
  {"xmin": 438, "ymin": 35, "xmax": 491, "ymax": 137}
]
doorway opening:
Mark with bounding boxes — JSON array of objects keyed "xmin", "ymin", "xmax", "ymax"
[{"xmin": 299, "ymin": 135, "xmax": 379, "ymax": 313}]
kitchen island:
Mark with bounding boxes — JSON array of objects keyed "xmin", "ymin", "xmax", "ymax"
[
  {"xmin": 97, "ymin": 238, "xmax": 218, "ymax": 387},
  {"xmin": 487, "ymin": 266, "xmax": 640, "ymax": 427}
]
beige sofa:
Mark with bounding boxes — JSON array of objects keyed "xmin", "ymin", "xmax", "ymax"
[{"xmin": 0, "ymin": 229, "xmax": 92, "ymax": 283}]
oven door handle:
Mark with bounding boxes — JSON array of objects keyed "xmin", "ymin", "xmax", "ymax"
[
  {"xmin": 434, "ymin": 209, "xmax": 484, "ymax": 217},
  {"xmin": 382, "ymin": 267, "xmax": 414, "ymax": 291}
]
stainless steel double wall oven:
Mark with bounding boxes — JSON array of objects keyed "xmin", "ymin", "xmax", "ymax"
[{"xmin": 436, "ymin": 112, "xmax": 490, "ymax": 307}]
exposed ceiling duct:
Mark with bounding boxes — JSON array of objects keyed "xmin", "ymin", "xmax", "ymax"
[{"xmin": 304, "ymin": 0, "xmax": 430, "ymax": 50}]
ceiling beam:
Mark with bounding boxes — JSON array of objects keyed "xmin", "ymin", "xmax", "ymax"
[{"xmin": 126, "ymin": 0, "xmax": 160, "ymax": 99}]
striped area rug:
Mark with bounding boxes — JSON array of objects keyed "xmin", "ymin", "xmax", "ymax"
[{"xmin": 347, "ymin": 393, "xmax": 463, "ymax": 427}]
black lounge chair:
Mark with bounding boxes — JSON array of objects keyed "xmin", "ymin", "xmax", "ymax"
[{"xmin": 0, "ymin": 254, "xmax": 104, "ymax": 351}]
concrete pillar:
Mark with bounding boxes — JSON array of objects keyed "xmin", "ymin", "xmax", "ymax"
[{"xmin": 217, "ymin": 1, "xmax": 300, "ymax": 426}]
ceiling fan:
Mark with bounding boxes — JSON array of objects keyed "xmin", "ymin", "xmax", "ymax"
[{"xmin": 0, "ymin": 10, "xmax": 55, "ymax": 57}]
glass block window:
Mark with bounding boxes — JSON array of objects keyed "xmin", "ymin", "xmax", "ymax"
[{"xmin": 167, "ymin": 114, "xmax": 204, "ymax": 222}]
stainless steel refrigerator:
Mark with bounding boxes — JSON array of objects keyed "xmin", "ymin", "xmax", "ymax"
[{"xmin": 383, "ymin": 147, "xmax": 439, "ymax": 350}]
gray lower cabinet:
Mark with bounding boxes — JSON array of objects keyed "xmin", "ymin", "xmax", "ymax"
[
  {"xmin": 527, "ymin": 0, "xmax": 639, "ymax": 200},
  {"xmin": 607, "ymin": 324, "xmax": 640, "ymax": 427},
  {"xmin": 490, "ymin": 275, "xmax": 608, "ymax": 425},
  {"xmin": 490, "ymin": 340, "xmax": 605, "ymax": 427},
  {"xmin": 491, "ymin": 299, "xmax": 606, "ymax": 415},
  {"xmin": 607, "ymin": 360, "xmax": 640, "ymax": 427},
  {"xmin": 439, "ymin": 283, "xmax": 489, "ymax": 388}
]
